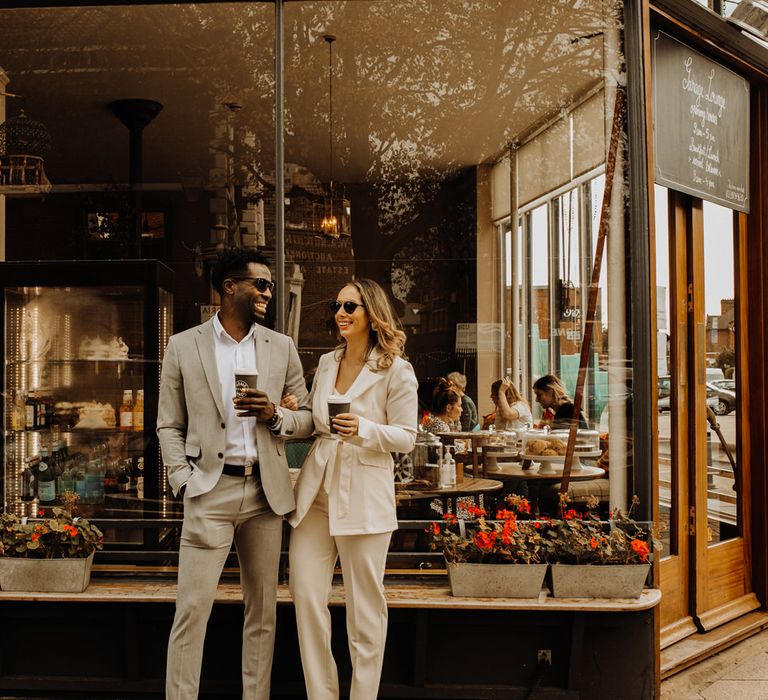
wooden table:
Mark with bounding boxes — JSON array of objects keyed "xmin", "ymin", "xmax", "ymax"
[
  {"xmin": 415, "ymin": 477, "xmax": 504, "ymax": 513},
  {"xmin": 492, "ymin": 463, "xmax": 605, "ymax": 515}
]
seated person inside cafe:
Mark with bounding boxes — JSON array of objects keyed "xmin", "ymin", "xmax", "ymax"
[
  {"xmin": 532, "ymin": 374, "xmax": 589, "ymax": 429},
  {"xmin": 446, "ymin": 371, "xmax": 479, "ymax": 431},
  {"xmin": 491, "ymin": 377, "xmax": 533, "ymax": 431},
  {"xmin": 422, "ymin": 378, "xmax": 462, "ymax": 434}
]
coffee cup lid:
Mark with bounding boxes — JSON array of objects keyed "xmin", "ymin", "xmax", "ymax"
[{"xmin": 328, "ymin": 394, "xmax": 348, "ymax": 403}]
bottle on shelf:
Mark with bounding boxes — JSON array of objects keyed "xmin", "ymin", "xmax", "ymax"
[
  {"xmin": 103, "ymin": 462, "xmax": 117, "ymax": 494},
  {"xmin": 37, "ymin": 449, "xmax": 56, "ymax": 504},
  {"xmin": 74, "ymin": 461, "xmax": 87, "ymax": 502},
  {"xmin": 36, "ymin": 395, "xmax": 48, "ymax": 430},
  {"xmin": 21, "ymin": 462, "xmax": 36, "ymax": 501},
  {"xmin": 50, "ymin": 444, "xmax": 62, "ymax": 497},
  {"xmin": 135, "ymin": 456, "xmax": 145, "ymax": 500},
  {"xmin": 10, "ymin": 390, "xmax": 26, "ymax": 431},
  {"xmin": 60, "ymin": 463, "xmax": 74, "ymax": 495},
  {"xmin": 133, "ymin": 389, "xmax": 144, "ymax": 432},
  {"xmin": 119, "ymin": 389, "xmax": 134, "ymax": 431},
  {"xmin": 24, "ymin": 393, "xmax": 38, "ymax": 430},
  {"xmin": 85, "ymin": 460, "xmax": 104, "ymax": 504},
  {"xmin": 117, "ymin": 463, "xmax": 130, "ymax": 493}
]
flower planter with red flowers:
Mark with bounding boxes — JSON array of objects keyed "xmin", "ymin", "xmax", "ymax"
[
  {"xmin": 0, "ymin": 507, "xmax": 103, "ymax": 593},
  {"xmin": 544, "ymin": 496, "xmax": 658, "ymax": 599},
  {"xmin": 430, "ymin": 496, "xmax": 549, "ymax": 598}
]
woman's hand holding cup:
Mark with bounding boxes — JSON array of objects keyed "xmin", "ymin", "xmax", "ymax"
[{"xmin": 332, "ymin": 413, "xmax": 359, "ymax": 438}]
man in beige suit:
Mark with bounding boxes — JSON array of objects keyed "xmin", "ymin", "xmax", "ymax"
[{"xmin": 158, "ymin": 248, "xmax": 310, "ymax": 700}]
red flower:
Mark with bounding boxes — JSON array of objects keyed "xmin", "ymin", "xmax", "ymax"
[
  {"xmin": 495, "ymin": 509, "xmax": 516, "ymax": 521},
  {"xmin": 38, "ymin": 509, "xmax": 45, "ymax": 517},
  {"xmin": 564, "ymin": 509, "xmax": 581, "ymax": 520},
  {"xmin": 442, "ymin": 513, "xmax": 458, "ymax": 523},
  {"xmin": 517, "ymin": 499, "xmax": 532, "ymax": 514},
  {"xmin": 31, "ymin": 533, "xmax": 40, "ymax": 542},
  {"xmin": 430, "ymin": 523, "xmax": 441, "ymax": 536},
  {"xmin": 467, "ymin": 505, "xmax": 486, "ymax": 518},
  {"xmin": 590, "ymin": 537, "xmax": 599, "ymax": 549},
  {"xmin": 474, "ymin": 531, "xmax": 497, "ymax": 551},
  {"xmin": 630, "ymin": 539, "xmax": 650, "ymax": 562}
]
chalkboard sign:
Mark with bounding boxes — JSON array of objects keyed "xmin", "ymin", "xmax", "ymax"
[{"xmin": 652, "ymin": 31, "xmax": 749, "ymax": 213}]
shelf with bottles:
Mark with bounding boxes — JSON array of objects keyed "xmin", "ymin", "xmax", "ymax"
[
  {"xmin": 6, "ymin": 387, "xmax": 146, "ymax": 434},
  {"xmin": 19, "ymin": 443, "xmax": 147, "ymax": 510}
]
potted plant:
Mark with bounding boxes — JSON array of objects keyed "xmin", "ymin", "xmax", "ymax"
[
  {"xmin": 543, "ymin": 495, "xmax": 658, "ymax": 599},
  {"xmin": 0, "ymin": 502, "xmax": 104, "ymax": 593},
  {"xmin": 429, "ymin": 495, "xmax": 548, "ymax": 598}
]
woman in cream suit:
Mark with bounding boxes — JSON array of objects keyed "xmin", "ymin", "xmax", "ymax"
[{"xmin": 289, "ymin": 279, "xmax": 418, "ymax": 700}]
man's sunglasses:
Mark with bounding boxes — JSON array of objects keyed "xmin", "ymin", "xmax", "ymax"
[
  {"xmin": 329, "ymin": 300, "xmax": 365, "ymax": 315},
  {"xmin": 230, "ymin": 277, "xmax": 275, "ymax": 293}
]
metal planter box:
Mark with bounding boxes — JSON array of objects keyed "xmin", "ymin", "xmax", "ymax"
[
  {"xmin": 0, "ymin": 552, "xmax": 94, "ymax": 593},
  {"xmin": 446, "ymin": 561, "xmax": 548, "ymax": 598},
  {"xmin": 549, "ymin": 563, "xmax": 650, "ymax": 599}
]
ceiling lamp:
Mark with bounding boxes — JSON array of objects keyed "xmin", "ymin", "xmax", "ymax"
[{"xmin": 317, "ymin": 34, "xmax": 350, "ymax": 239}]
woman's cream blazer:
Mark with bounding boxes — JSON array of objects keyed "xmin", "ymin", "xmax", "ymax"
[{"xmin": 288, "ymin": 350, "xmax": 418, "ymax": 536}]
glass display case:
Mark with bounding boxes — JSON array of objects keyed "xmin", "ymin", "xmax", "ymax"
[{"xmin": 1, "ymin": 260, "xmax": 174, "ymax": 562}]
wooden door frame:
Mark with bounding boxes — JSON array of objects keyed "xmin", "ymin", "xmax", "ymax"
[
  {"xmin": 747, "ymin": 84, "xmax": 768, "ymax": 608},
  {"xmin": 658, "ymin": 189, "xmax": 695, "ymax": 647},
  {"xmin": 688, "ymin": 199, "xmax": 758, "ymax": 630}
]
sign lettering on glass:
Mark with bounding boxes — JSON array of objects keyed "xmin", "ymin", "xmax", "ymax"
[{"xmin": 652, "ymin": 31, "xmax": 749, "ymax": 213}]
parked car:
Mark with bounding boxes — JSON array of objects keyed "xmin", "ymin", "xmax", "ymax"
[
  {"xmin": 657, "ymin": 376, "xmax": 723, "ymax": 413},
  {"xmin": 710, "ymin": 378, "xmax": 736, "ymax": 392},
  {"xmin": 706, "ymin": 382, "xmax": 737, "ymax": 415}
]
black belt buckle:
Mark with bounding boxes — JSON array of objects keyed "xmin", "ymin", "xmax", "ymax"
[{"xmin": 223, "ymin": 463, "xmax": 259, "ymax": 477}]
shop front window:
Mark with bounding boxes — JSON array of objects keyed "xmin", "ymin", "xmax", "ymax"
[{"xmin": 0, "ymin": 0, "xmax": 633, "ymax": 563}]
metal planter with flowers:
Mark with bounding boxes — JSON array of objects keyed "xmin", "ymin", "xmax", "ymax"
[
  {"xmin": 0, "ymin": 507, "xmax": 104, "ymax": 592},
  {"xmin": 544, "ymin": 496, "xmax": 657, "ymax": 599},
  {"xmin": 430, "ymin": 496, "xmax": 548, "ymax": 598}
]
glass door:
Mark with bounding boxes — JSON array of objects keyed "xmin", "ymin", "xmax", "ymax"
[{"xmin": 656, "ymin": 187, "xmax": 756, "ymax": 645}]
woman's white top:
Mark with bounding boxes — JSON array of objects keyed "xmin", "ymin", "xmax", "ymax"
[{"xmin": 495, "ymin": 400, "xmax": 533, "ymax": 431}]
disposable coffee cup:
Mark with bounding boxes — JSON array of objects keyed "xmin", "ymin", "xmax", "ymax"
[
  {"xmin": 234, "ymin": 368, "xmax": 259, "ymax": 398},
  {"xmin": 328, "ymin": 395, "xmax": 350, "ymax": 433}
]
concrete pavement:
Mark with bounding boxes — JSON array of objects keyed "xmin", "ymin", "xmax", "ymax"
[{"xmin": 662, "ymin": 627, "xmax": 768, "ymax": 699}]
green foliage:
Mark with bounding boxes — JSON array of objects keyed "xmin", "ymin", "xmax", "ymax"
[{"xmin": 0, "ymin": 507, "xmax": 103, "ymax": 559}]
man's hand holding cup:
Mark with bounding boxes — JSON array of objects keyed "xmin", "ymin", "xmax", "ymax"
[{"xmin": 234, "ymin": 368, "xmax": 275, "ymax": 422}]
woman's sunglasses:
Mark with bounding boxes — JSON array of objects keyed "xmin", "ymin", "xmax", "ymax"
[
  {"xmin": 330, "ymin": 300, "xmax": 365, "ymax": 314},
  {"xmin": 231, "ymin": 277, "xmax": 275, "ymax": 293}
]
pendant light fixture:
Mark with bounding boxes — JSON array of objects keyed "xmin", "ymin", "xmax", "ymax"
[{"xmin": 318, "ymin": 33, "xmax": 349, "ymax": 239}]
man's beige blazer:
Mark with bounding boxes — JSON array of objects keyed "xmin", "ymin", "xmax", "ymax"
[{"xmin": 157, "ymin": 318, "xmax": 310, "ymax": 515}]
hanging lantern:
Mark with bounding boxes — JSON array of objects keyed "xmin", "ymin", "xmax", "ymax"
[{"xmin": 0, "ymin": 110, "xmax": 52, "ymax": 196}]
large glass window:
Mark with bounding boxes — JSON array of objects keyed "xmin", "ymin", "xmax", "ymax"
[{"xmin": 0, "ymin": 0, "xmax": 631, "ymax": 562}]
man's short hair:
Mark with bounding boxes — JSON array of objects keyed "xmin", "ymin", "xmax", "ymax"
[{"xmin": 211, "ymin": 247, "xmax": 271, "ymax": 295}]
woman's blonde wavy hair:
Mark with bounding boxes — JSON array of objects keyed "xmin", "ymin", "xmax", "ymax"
[{"xmin": 334, "ymin": 278, "xmax": 407, "ymax": 370}]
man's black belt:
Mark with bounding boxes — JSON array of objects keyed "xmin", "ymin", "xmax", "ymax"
[{"xmin": 222, "ymin": 463, "xmax": 259, "ymax": 477}]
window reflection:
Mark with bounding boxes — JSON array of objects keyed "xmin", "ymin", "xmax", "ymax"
[{"xmin": 701, "ymin": 201, "xmax": 739, "ymax": 544}]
